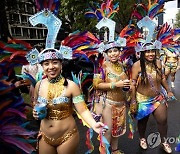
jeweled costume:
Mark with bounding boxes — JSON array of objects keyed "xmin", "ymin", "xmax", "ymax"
[
  {"xmin": 135, "ymin": 64, "xmax": 166, "ymax": 120},
  {"xmin": 94, "ymin": 61, "xmax": 128, "ymax": 137},
  {"xmin": 132, "ymin": 2, "xmax": 179, "ymax": 122},
  {"xmin": 36, "ymin": 76, "xmax": 85, "ymax": 147},
  {"xmin": 163, "ymin": 49, "xmax": 179, "ymax": 74}
]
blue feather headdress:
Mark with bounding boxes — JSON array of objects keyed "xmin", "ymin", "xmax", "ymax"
[{"xmin": 85, "ymin": 0, "xmax": 126, "ymax": 52}]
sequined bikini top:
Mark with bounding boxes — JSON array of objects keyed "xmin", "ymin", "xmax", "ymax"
[
  {"xmin": 37, "ymin": 81, "xmax": 73, "ymax": 120},
  {"xmin": 104, "ymin": 61, "xmax": 125, "ymax": 81}
]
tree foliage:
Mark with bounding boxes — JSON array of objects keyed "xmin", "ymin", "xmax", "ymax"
[
  {"xmin": 174, "ymin": 9, "xmax": 180, "ymax": 28},
  {"xmin": 1, "ymin": 0, "xmax": 138, "ymax": 41},
  {"xmin": 59, "ymin": 0, "xmax": 99, "ymax": 37},
  {"xmin": 114, "ymin": 0, "xmax": 136, "ymax": 32},
  {"xmin": 58, "ymin": 0, "xmax": 136, "ymax": 38}
]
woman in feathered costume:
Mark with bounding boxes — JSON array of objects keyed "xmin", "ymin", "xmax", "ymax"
[
  {"xmin": 130, "ymin": 0, "xmax": 176, "ymax": 153},
  {"xmin": 29, "ymin": 1, "xmax": 107, "ymax": 154},
  {"xmin": 85, "ymin": 1, "xmax": 132, "ymax": 153},
  {"xmin": 157, "ymin": 25, "xmax": 180, "ymax": 88}
]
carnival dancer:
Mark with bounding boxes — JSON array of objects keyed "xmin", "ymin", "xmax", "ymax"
[
  {"xmin": 93, "ymin": 42, "xmax": 130, "ymax": 154},
  {"xmin": 131, "ymin": 42, "xmax": 174, "ymax": 153},
  {"xmin": 85, "ymin": 1, "xmax": 132, "ymax": 153},
  {"xmin": 129, "ymin": 1, "xmax": 178, "ymax": 152},
  {"xmin": 161, "ymin": 48, "xmax": 179, "ymax": 88},
  {"xmin": 28, "ymin": 1, "xmax": 107, "ymax": 153},
  {"xmin": 156, "ymin": 23, "xmax": 180, "ymax": 89},
  {"xmin": 32, "ymin": 48, "xmax": 106, "ymax": 154}
]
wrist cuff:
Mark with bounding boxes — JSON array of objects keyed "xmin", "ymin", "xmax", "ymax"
[{"xmin": 110, "ymin": 82, "xmax": 116, "ymax": 89}]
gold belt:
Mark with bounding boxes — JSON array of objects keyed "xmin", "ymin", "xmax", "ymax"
[
  {"xmin": 47, "ymin": 109, "xmax": 72, "ymax": 120},
  {"xmin": 100, "ymin": 96, "xmax": 125, "ymax": 106}
]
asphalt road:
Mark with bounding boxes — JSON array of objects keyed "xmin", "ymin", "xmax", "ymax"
[{"xmin": 76, "ymin": 70, "xmax": 180, "ymax": 154}]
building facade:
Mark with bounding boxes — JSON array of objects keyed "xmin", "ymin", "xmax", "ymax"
[{"xmin": 6, "ymin": 0, "xmax": 47, "ymax": 45}]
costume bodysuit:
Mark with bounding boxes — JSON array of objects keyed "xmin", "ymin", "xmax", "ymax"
[
  {"xmin": 94, "ymin": 61, "xmax": 128, "ymax": 137},
  {"xmin": 135, "ymin": 64, "xmax": 166, "ymax": 120},
  {"xmin": 36, "ymin": 78, "xmax": 78, "ymax": 147}
]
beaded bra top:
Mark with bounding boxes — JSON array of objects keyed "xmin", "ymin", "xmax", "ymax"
[
  {"xmin": 104, "ymin": 61, "xmax": 127, "ymax": 102},
  {"xmin": 105, "ymin": 61, "xmax": 125, "ymax": 82},
  {"xmin": 37, "ymin": 78, "xmax": 73, "ymax": 120}
]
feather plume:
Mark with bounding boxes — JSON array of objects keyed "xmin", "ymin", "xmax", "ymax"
[
  {"xmin": 3, "ymin": 137, "xmax": 35, "ymax": 154},
  {"xmin": 157, "ymin": 22, "xmax": 177, "ymax": 47},
  {"xmin": 131, "ymin": 0, "xmax": 164, "ymax": 21},
  {"xmin": 35, "ymin": 0, "xmax": 60, "ymax": 15},
  {"xmin": 62, "ymin": 31, "xmax": 100, "ymax": 59},
  {"xmin": 0, "ymin": 38, "xmax": 37, "ymax": 153},
  {"xmin": 85, "ymin": 0, "xmax": 119, "ymax": 21}
]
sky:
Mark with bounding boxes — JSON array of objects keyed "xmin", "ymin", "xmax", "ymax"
[{"xmin": 164, "ymin": 0, "xmax": 179, "ymax": 25}]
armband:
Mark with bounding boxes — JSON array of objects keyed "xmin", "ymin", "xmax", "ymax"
[
  {"xmin": 130, "ymin": 103, "xmax": 137, "ymax": 112},
  {"xmin": 73, "ymin": 95, "xmax": 85, "ymax": 104},
  {"xmin": 110, "ymin": 82, "xmax": 116, "ymax": 89}
]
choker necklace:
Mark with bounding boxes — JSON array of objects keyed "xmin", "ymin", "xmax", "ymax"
[{"xmin": 49, "ymin": 74, "xmax": 63, "ymax": 83}]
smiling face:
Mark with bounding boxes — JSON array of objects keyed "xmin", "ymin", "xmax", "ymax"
[
  {"xmin": 106, "ymin": 47, "xmax": 121, "ymax": 63},
  {"xmin": 42, "ymin": 59, "xmax": 62, "ymax": 80},
  {"xmin": 144, "ymin": 49, "xmax": 156, "ymax": 62}
]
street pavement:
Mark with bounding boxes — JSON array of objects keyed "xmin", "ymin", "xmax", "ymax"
[{"xmin": 76, "ymin": 70, "xmax": 180, "ymax": 154}]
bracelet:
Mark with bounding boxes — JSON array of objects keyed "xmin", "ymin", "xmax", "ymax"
[{"xmin": 110, "ymin": 82, "xmax": 116, "ymax": 89}]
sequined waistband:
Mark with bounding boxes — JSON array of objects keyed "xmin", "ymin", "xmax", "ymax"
[
  {"xmin": 136, "ymin": 92, "xmax": 165, "ymax": 104},
  {"xmin": 47, "ymin": 108, "xmax": 73, "ymax": 120},
  {"xmin": 99, "ymin": 96, "xmax": 125, "ymax": 106}
]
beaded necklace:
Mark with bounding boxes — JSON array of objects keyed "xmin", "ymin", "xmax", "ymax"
[
  {"xmin": 47, "ymin": 75, "xmax": 65, "ymax": 100},
  {"xmin": 111, "ymin": 62, "xmax": 123, "ymax": 73}
]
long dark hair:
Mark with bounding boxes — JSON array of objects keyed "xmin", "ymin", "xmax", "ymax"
[{"xmin": 140, "ymin": 49, "xmax": 161, "ymax": 85}]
